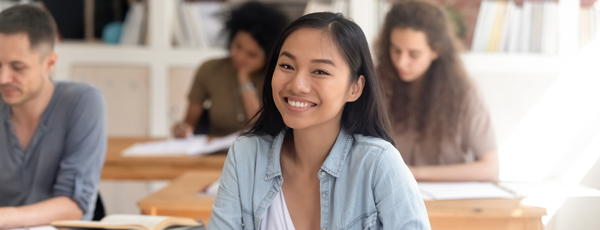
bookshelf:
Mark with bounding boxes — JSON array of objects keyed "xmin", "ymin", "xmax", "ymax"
[
  {"xmin": 47, "ymin": 0, "xmax": 591, "ymax": 138},
  {"xmin": 375, "ymin": 0, "xmax": 594, "ymax": 55},
  {"xmin": 52, "ymin": 0, "xmax": 369, "ymax": 137}
]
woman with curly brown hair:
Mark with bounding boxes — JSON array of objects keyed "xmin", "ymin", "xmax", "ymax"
[{"xmin": 376, "ymin": 0, "xmax": 498, "ymax": 182}]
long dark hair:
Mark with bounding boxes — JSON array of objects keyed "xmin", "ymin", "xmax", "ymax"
[
  {"xmin": 376, "ymin": 0, "xmax": 472, "ymax": 155},
  {"xmin": 244, "ymin": 12, "xmax": 394, "ymax": 145}
]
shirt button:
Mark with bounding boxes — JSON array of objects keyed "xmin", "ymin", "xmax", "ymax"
[
  {"xmin": 321, "ymin": 171, "xmax": 326, "ymax": 176},
  {"xmin": 322, "ymin": 193, "xmax": 327, "ymax": 198},
  {"xmin": 322, "ymin": 228, "xmax": 327, "ymax": 230}
]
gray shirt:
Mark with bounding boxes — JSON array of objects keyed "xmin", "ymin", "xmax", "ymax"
[{"xmin": 0, "ymin": 81, "xmax": 106, "ymax": 220}]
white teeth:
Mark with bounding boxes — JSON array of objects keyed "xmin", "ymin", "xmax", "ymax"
[{"xmin": 288, "ymin": 99, "xmax": 312, "ymax": 108}]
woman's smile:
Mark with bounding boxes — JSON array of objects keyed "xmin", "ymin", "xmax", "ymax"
[{"xmin": 284, "ymin": 96, "xmax": 317, "ymax": 112}]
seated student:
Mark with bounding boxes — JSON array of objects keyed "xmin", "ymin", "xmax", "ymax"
[
  {"xmin": 376, "ymin": 0, "xmax": 498, "ymax": 182},
  {"xmin": 209, "ymin": 12, "xmax": 430, "ymax": 230},
  {"xmin": 173, "ymin": 2, "xmax": 288, "ymax": 138},
  {"xmin": 0, "ymin": 5, "xmax": 105, "ymax": 227}
]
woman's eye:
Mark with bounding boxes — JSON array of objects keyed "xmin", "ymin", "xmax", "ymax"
[
  {"xmin": 279, "ymin": 64, "xmax": 294, "ymax": 70},
  {"xmin": 313, "ymin": 70, "xmax": 329, "ymax": 75}
]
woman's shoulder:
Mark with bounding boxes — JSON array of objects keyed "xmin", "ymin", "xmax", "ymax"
[
  {"xmin": 229, "ymin": 134, "xmax": 276, "ymax": 158},
  {"xmin": 196, "ymin": 57, "xmax": 233, "ymax": 75},
  {"xmin": 351, "ymin": 135, "xmax": 404, "ymax": 167},
  {"xmin": 352, "ymin": 134, "xmax": 395, "ymax": 152},
  {"xmin": 348, "ymin": 135, "xmax": 410, "ymax": 184},
  {"xmin": 462, "ymin": 85, "xmax": 492, "ymax": 118}
]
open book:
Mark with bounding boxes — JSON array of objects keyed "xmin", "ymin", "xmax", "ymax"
[{"xmin": 51, "ymin": 214, "xmax": 202, "ymax": 230}]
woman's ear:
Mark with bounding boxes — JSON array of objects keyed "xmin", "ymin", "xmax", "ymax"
[
  {"xmin": 431, "ymin": 49, "xmax": 439, "ymax": 61},
  {"xmin": 347, "ymin": 75, "xmax": 365, "ymax": 102}
]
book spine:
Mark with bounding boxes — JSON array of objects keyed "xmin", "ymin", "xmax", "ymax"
[
  {"xmin": 499, "ymin": 1, "xmax": 515, "ymax": 52},
  {"xmin": 520, "ymin": 1, "xmax": 533, "ymax": 52},
  {"xmin": 488, "ymin": 1, "xmax": 508, "ymax": 52},
  {"xmin": 508, "ymin": 3, "xmax": 522, "ymax": 53},
  {"xmin": 547, "ymin": 2, "xmax": 559, "ymax": 54},
  {"xmin": 472, "ymin": 0, "xmax": 490, "ymax": 51},
  {"xmin": 481, "ymin": 1, "xmax": 498, "ymax": 52}
]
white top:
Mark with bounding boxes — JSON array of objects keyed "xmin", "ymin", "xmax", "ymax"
[{"xmin": 260, "ymin": 190, "xmax": 296, "ymax": 230}]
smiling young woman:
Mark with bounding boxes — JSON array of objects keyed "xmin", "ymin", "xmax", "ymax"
[{"xmin": 208, "ymin": 12, "xmax": 430, "ymax": 230}]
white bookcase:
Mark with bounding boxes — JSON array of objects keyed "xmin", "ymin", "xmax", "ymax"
[
  {"xmin": 54, "ymin": 0, "xmax": 228, "ymax": 137},
  {"xmin": 53, "ymin": 0, "xmax": 373, "ymax": 137},
  {"xmin": 53, "ymin": 0, "xmax": 582, "ymax": 138}
]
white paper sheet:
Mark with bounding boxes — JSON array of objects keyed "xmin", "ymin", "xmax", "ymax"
[
  {"xmin": 418, "ymin": 182, "xmax": 517, "ymax": 200},
  {"xmin": 11, "ymin": 225, "xmax": 57, "ymax": 230},
  {"xmin": 122, "ymin": 133, "xmax": 238, "ymax": 157}
]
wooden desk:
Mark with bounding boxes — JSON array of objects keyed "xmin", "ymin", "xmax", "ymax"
[
  {"xmin": 102, "ymin": 137, "xmax": 227, "ymax": 180},
  {"xmin": 138, "ymin": 171, "xmax": 220, "ymax": 223},
  {"xmin": 138, "ymin": 171, "xmax": 547, "ymax": 230},
  {"xmin": 425, "ymin": 199, "xmax": 546, "ymax": 230}
]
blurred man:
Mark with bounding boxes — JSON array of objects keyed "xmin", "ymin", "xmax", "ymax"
[{"xmin": 0, "ymin": 5, "xmax": 106, "ymax": 227}]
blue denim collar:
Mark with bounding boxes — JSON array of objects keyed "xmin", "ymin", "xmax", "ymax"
[{"xmin": 264, "ymin": 127, "xmax": 354, "ymax": 180}]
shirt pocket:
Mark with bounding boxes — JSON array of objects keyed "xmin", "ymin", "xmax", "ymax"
[{"xmin": 344, "ymin": 210, "xmax": 379, "ymax": 230}]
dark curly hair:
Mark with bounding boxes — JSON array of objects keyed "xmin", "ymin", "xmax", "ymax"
[{"xmin": 225, "ymin": 2, "xmax": 289, "ymax": 61}]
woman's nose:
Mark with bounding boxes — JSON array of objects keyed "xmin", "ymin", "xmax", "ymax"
[{"xmin": 286, "ymin": 71, "xmax": 310, "ymax": 94}]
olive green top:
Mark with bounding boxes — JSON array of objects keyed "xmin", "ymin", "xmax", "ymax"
[{"xmin": 188, "ymin": 57, "xmax": 265, "ymax": 136}]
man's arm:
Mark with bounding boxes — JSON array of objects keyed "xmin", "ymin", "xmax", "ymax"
[
  {"xmin": 53, "ymin": 86, "xmax": 106, "ymax": 219},
  {"xmin": 0, "ymin": 197, "xmax": 82, "ymax": 229}
]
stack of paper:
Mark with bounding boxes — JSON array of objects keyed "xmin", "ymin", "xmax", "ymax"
[
  {"xmin": 418, "ymin": 182, "xmax": 517, "ymax": 200},
  {"xmin": 10, "ymin": 226, "xmax": 57, "ymax": 230},
  {"xmin": 122, "ymin": 133, "xmax": 238, "ymax": 157}
]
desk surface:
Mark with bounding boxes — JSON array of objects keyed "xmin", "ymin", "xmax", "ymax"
[
  {"xmin": 138, "ymin": 171, "xmax": 547, "ymax": 230},
  {"xmin": 102, "ymin": 137, "xmax": 227, "ymax": 180}
]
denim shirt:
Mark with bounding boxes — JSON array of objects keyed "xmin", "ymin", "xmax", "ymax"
[{"xmin": 209, "ymin": 128, "xmax": 431, "ymax": 230}]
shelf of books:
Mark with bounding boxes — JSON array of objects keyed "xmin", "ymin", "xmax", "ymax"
[
  {"xmin": 3, "ymin": 0, "xmax": 595, "ymax": 137},
  {"xmin": 377, "ymin": 0, "xmax": 599, "ymax": 54},
  {"xmin": 51, "ymin": 0, "xmax": 354, "ymax": 137}
]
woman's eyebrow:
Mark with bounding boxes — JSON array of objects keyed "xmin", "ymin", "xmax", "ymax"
[
  {"xmin": 311, "ymin": 59, "xmax": 335, "ymax": 66},
  {"xmin": 280, "ymin": 51, "xmax": 335, "ymax": 66},
  {"xmin": 280, "ymin": 51, "xmax": 296, "ymax": 60}
]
